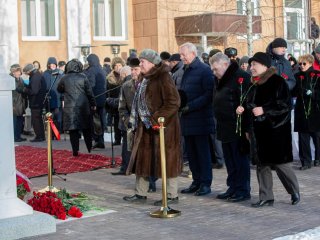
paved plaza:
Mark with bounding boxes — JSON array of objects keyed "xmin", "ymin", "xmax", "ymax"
[{"xmin": 19, "ymin": 137, "xmax": 320, "ymax": 240}]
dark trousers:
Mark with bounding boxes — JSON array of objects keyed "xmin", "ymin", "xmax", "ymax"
[
  {"xmin": 113, "ymin": 113, "xmax": 121, "ymax": 143},
  {"xmin": 93, "ymin": 107, "xmax": 106, "ymax": 144},
  {"xmin": 120, "ymin": 130, "xmax": 131, "ymax": 172},
  {"xmin": 69, "ymin": 129, "xmax": 92, "ymax": 154},
  {"xmin": 13, "ymin": 115, "xmax": 24, "ymax": 140},
  {"xmin": 184, "ymin": 135, "xmax": 213, "ymax": 187},
  {"xmin": 222, "ymin": 140, "xmax": 251, "ymax": 197},
  {"xmin": 256, "ymin": 163, "xmax": 299, "ymax": 200},
  {"xmin": 298, "ymin": 132, "xmax": 320, "ymax": 166},
  {"xmin": 31, "ymin": 108, "xmax": 45, "ymax": 139}
]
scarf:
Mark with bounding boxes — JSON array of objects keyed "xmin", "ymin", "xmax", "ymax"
[{"xmin": 129, "ymin": 78, "xmax": 152, "ymax": 130}]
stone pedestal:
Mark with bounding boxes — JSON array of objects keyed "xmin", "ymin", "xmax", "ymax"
[{"xmin": 0, "ymin": 54, "xmax": 56, "ymax": 238}]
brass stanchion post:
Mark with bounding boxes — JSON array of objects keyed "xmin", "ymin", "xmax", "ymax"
[{"xmin": 150, "ymin": 117, "xmax": 181, "ymax": 218}]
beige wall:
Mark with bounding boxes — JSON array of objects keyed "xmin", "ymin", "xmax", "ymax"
[{"xmin": 18, "ymin": 0, "xmax": 68, "ymax": 70}]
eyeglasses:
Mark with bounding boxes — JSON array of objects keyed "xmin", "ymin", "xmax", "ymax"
[{"xmin": 299, "ymin": 62, "xmax": 307, "ymax": 66}]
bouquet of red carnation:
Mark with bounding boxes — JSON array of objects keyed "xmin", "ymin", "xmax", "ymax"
[
  {"xmin": 28, "ymin": 191, "xmax": 67, "ymax": 220},
  {"xmin": 68, "ymin": 206, "xmax": 83, "ymax": 218},
  {"xmin": 16, "ymin": 170, "xmax": 31, "ymax": 200}
]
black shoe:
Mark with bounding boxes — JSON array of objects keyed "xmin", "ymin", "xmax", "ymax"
[
  {"xmin": 112, "ymin": 141, "xmax": 121, "ymax": 146},
  {"xmin": 15, "ymin": 138, "xmax": 27, "ymax": 142},
  {"xmin": 30, "ymin": 138, "xmax": 45, "ymax": 142},
  {"xmin": 194, "ymin": 185, "xmax": 211, "ymax": 196},
  {"xmin": 111, "ymin": 171, "xmax": 125, "ymax": 176},
  {"xmin": 92, "ymin": 142, "xmax": 105, "ymax": 149},
  {"xmin": 123, "ymin": 194, "xmax": 147, "ymax": 203},
  {"xmin": 299, "ymin": 165, "xmax": 311, "ymax": 170},
  {"xmin": 314, "ymin": 160, "xmax": 320, "ymax": 167},
  {"xmin": 251, "ymin": 199, "xmax": 274, "ymax": 208},
  {"xmin": 291, "ymin": 193, "xmax": 300, "ymax": 205},
  {"xmin": 154, "ymin": 197, "xmax": 179, "ymax": 206},
  {"xmin": 217, "ymin": 191, "xmax": 234, "ymax": 200},
  {"xmin": 180, "ymin": 184, "xmax": 200, "ymax": 194},
  {"xmin": 73, "ymin": 151, "xmax": 78, "ymax": 157},
  {"xmin": 212, "ymin": 163, "xmax": 224, "ymax": 169},
  {"xmin": 228, "ymin": 195, "xmax": 251, "ymax": 202},
  {"xmin": 22, "ymin": 131, "xmax": 34, "ymax": 136}
]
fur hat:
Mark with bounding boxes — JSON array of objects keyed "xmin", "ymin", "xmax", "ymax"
[
  {"xmin": 169, "ymin": 53, "xmax": 181, "ymax": 62},
  {"xmin": 271, "ymin": 38, "xmax": 287, "ymax": 48},
  {"xmin": 209, "ymin": 49, "xmax": 222, "ymax": 57},
  {"xmin": 111, "ymin": 57, "xmax": 125, "ymax": 69},
  {"xmin": 23, "ymin": 63, "xmax": 35, "ymax": 73},
  {"xmin": 139, "ymin": 49, "xmax": 162, "ymax": 65},
  {"xmin": 104, "ymin": 57, "xmax": 111, "ymax": 63},
  {"xmin": 129, "ymin": 58, "xmax": 140, "ymax": 67},
  {"xmin": 224, "ymin": 47, "xmax": 238, "ymax": 58},
  {"xmin": 248, "ymin": 52, "xmax": 272, "ymax": 68},
  {"xmin": 58, "ymin": 61, "xmax": 66, "ymax": 67},
  {"xmin": 160, "ymin": 51, "xmax": 171, "ymax": 61}
]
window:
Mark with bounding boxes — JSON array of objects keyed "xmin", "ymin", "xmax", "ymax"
[
  {"xmin": 21, "ymin": 0, "xmax": 60, "ymax": 40},
  {"xmin": 284, "ymin": 0, "xmax": 306, "ymax": 40},
  {"xmin": 93, "ymin": 0, "xmax": 127, "ymax": 41},
  {"xmin": 237, "ymin": 0, "xmax": 259, "ymax": 16},
  {"xmin": 285, "ymin": 0, "xmax": 303, "ymax": 8}
]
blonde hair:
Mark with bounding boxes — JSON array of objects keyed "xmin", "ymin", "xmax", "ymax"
[{"xmin": 298, "ymin": 54, "xmax": 314, "ymax": 64}]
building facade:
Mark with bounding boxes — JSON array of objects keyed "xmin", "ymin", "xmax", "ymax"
[{"xmin": 0, "ymin": 0, "xmax": 319, "ymax": 70}]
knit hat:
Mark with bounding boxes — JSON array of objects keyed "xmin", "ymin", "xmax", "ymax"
[
  {"xmin": 169, "ymin": 53, "xmax": 181, "ymax": 62},
  {"xmin": 129, "ymin": 58, "xmax": 140, "ymax": 67},
  {"xmin": 271, "ymin": 38, "xmax": 287, "ymax": 49},
  {"xmin": 47, "ymin": 57, "xmax": 57, "ymax": 66},
  {"xmin": 111, "ymin": 57, "xmax": 125, "ymax": 69},
  {"xmin": 10, "ymin": 63, "xmax": 21, "ymax": 72},
  {"xmin": 314, "ymin": 44, "xmax": 320, "ymax": 54},
  {"xmin": 248, "ymin": 52, "xmax": 272, "ymax": 68},
  {"xmin": 23, "ymin": 63, "xmax": 35, "ymax": 73},
  {"xmin": 160, "ymin": 51, "xmax": 171, "ymax": 61},
  {"xmin": 239, "ymin": 56, "xmax": 250, "ymax": 66},
  {"xmin": 209, "ymin": 49, "xmax": 222, "ymax": 57},
  {"xmin": 139, "ymin": 49, "xmax": 162, "ymax": 65}
]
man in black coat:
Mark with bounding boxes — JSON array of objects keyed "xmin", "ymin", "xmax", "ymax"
[
  {"xmin": 84, "ymin": 54, "xmax": 107, "ymax": 149},
  {"xmin": 211, "ymin": 53, "xmax": 251, "ymax": 202},
  {"xmin": 169, "ymin": 53, "xmax": 184, "ymax": 89},
  {"xmin": 23, "ymin": 63, "xmax": 46, "ymax": 142},
  {"xmin": 179, "ymin": 42, "xmax": 215, "ymax": 196}
]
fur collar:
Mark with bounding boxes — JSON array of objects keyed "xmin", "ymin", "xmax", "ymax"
[
  {"xmin": 217, "ymin": 61, "xmax": 239, "ymax": 90},
  {"xmin": 253, "ymin": 67, "xmax": 277, "ymax": 85},
  {"xmin": 107, "ymin": 71, "xmax": 122, "ymax": 85}
]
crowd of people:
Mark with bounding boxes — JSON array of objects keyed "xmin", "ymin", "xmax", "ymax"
[{"xmin": 11, "ymin": 37, "xmax": 320, "ymax": 207}]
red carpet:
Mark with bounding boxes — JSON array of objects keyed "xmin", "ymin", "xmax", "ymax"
[{"xmin": 15, "ymin": 146, "xmax": 122, "ymax": 178}]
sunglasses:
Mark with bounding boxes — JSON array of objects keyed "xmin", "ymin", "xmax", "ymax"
[{"xmin": 299, "ymin": 62, "xmax": 307, "ymax": 66}]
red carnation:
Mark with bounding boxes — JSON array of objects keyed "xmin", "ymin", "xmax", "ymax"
[
  {"xmin": 238, "ymin": 77, "xmax": 244, "ymax": 84},
  {"xmin": 299, "ymin": 75, "xmax": 304, "ymax": 80},
  {"xmin": 317, "ymin": 73, "xmax": 320, "ymax": 77},
  {"xmin": 310, "ymin": 72, "xmax": 316, "ymax": 78},
  {"xmin": 152, "ymin": 125, "xmax": 160, "ymax": 131},
  {"xmin": 68, "ymin": 206, "xmax": 83, "ymax": 218},
  {"xmin": 253, "ymin": 76, "xmax": 260, "ymax": 82},
  {"xmin": 281, "ymin": 73, "xmax": 288, "ymax": 80}
]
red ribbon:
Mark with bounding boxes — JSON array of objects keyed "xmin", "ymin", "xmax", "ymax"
[{"xmin": 49, "ymin": 120, "xmax": 61, "ymax": 140}]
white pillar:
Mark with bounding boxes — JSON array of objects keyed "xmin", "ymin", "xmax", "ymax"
[
  {"xmin": 0, "ymin": 53, "xmax": 33, "ymax": 219},
  {"xmin": 66, "ymin": 0, "xmax": 92, "ymax": 61}
]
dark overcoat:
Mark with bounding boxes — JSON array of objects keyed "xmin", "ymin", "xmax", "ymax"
[
  {"xmin": 126, "ymin": 65, "xmax": 182, "ymax": 178},
  {"xmin": 292, "ymin": 67, "xmax": 320, "ymax": 132},
  {"xmin": 179, "ymin": 57, "xmax": 215, "ymax": 136},
  {"xmin": 246, "ymin": 68, "xmax": 293, "ymax": 165}
]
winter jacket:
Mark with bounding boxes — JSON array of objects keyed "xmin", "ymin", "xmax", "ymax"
[
  {"xmin": 42, "ymin": 68, "xmax": 63, "ymax": 109},
  {"xmin": 12, "ymin": 76, "xmax": 26, "ymax": 116},
  {"xmin": 84, "ymin": 54, "xmax": 106, "ymax": 107},
  {"xmin": 171, "ymin": 61, "xmax": 184, "ymax": 89},
  {"xmin": 23, "ymin": 70, "xmax": 46, "ymax": 109},
  {"xmin": 179, "ymin": 57, "xmax": 215, "ymax": 136},
  {"xmin": 266, "ymin": 44, "xmax": 296, "ymax": 90}
]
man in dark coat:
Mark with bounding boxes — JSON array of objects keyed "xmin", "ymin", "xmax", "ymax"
[
  {"xmin": 169, "ymin": 53, "xmax": 184, "ymax": 89},
  {"xmin": 123, "ymin": 49, "xmax": 182, "ymax": 205},
  {"xmin": 57, "ymin": 59, "xmax": 96, "ymax": 156},
  {"xmin": 179, "ymin": 42, "xmax": 215, "ymax": 196},
  {"xmin": 266, "ymin": 38, "xmax": 296, "ymax": 90},
  {"xmin": 237, "ymin": 52, "xmax": 300, "ymax": 207},
  {"xmin": 84, "ymin": 54, "xmax": 107, "ymax": 149},
  {"xmin": 23, "ymin": 63, "xmax": 46, "ymax": 142},
  {"xmin": 211, "ymin": 53, "xmax": 251, "ymax": 202}
]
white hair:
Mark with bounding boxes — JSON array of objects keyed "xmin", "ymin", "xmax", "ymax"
[
  {"xmin": 209, "ymin": 52, "xmax": 230, "ymax": 66},
  {"xmin": 119, "ymin": 65, "xmax": 131, "ymax": 76},
  {"xmin": 179, "ymin": 42, "xmax": 197, "ymax": 55}
]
